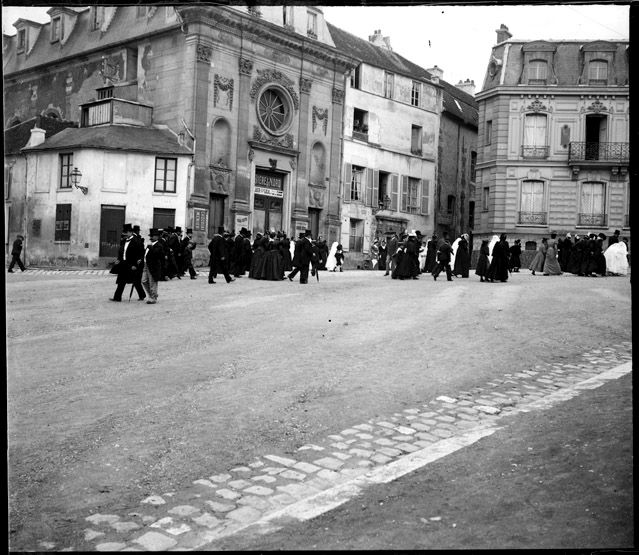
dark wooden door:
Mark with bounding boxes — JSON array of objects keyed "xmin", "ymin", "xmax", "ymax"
[{"xmin": 99, "ymin": 205, "xmax": 125, "ymax": 257}]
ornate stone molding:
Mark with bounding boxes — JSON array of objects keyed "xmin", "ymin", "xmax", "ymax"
[
  {"xmin": 584, "ymin": 99, "xmax": 609, "ymax": 113},
  {"xmin": 312, "ymin": 106, "xmax": 328, "ymax": 135},
  {"xmin": 248, "ymin": 148, "xmax": 255, "ymax": 162},
  {"xmin": 252, "ymin": 126, "xmax": 295, "ymax": 150},
  {"xmin": 197, "ymin": 43, "xmax": 213, "ymax": 64},
  {"xmin": 250, "ymin": 69, "xmax": 299, "ymax": 110},
  {"xmin": 214, "ymin": 74, "xmax": 234, "ymax": 110},
  {"xmin": 239, "ymin": 57, "xmax": 253, "ymax": 76},
  {"xmin": 300, "ymin": 77, "xmax": 312, "ymax": 94},
  {"xmin": 332, "ymin": 87, "xmax": 344, "ymax": 105},
  {"xmin": 209, "ymin": 166, "xmax": 230, "ymax": 193},
  {"xmin": 289, "ymin": 159, "xmax": 297, "ymax": 170},
  {"xmin": 308, "ymin": 187, "xmax": 325, "ymax": 208},
  {"xmin": 524, "ymin": 98, "xmax": 548, "ymax": 112}
]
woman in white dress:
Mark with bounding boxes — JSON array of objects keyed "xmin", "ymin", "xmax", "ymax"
[
  {"xmin": 604, "ymin": 240, "xmax": 629, "ymax": 275},
  {"xmin": 449, "ymin": 236, "xmax": 461, "ymax": 272},
  {"xmin": 325, "ymin": 241, "xmax": 339, "ymax": 272}
]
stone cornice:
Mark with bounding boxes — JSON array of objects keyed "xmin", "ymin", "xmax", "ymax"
[{"xmin": 476, "ymin": 86, "xmax": 629, "ymax": 102}]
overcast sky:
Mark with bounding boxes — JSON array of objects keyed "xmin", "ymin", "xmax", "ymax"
[{"xmin": 2, "ymin": 4, "xmax": 630, "ymax": 93}]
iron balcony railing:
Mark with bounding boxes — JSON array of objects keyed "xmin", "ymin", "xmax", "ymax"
[
  {"xmin": 518, "ymin": 211, "xmax": 547, "ymax": 225},
  {"xmin": 568, "ymin": 142, "xmax": 629, "ymax": 164},
  {"xmin": 521, "ymin": 145, "xmax": 549, "ymax": 159},
  {"xmin": 578, "ymin": 213, "xmax": 607, "ymax": 227}
]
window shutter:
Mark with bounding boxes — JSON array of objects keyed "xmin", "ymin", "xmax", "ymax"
[
  {"xmin": 390, "ymin": 174, "xmax": 399, "ymax": 211},
  {"xmin": 365, "ymin": 168, "xmax": 374, "ymax": 206},
  {"xmin": 343, "ymin": 163, "xmax": 352, "ymax": 203},
  {"xmin": 421, "ymin": 179, "xmax": 430, "ymax": 215},
  {"xmin": 372, "ymin": 170, "xmax": 379, "ymax": 208},
  {"xmin": 400, "ymin": 175, "xmax": 409, "ymax": 212}
]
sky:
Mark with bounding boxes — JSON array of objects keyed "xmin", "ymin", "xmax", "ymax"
[{"xmin": 2, "ymin": 3, "xmax": 630, "ymax": 93}]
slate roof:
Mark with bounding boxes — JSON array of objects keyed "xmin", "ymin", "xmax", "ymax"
[
  {"xmin": 4, "ymin": 116, "xmax": 78, "ymax": 156},
  {"xmin": 327, "ymin": 22, "xmax": 477, "ymax": 128},
  {"xmin": 22, "ymin": 125, "xmax": 192, "ymax": 156}
]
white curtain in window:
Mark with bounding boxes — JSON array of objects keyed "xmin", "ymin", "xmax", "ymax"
[
  {"xmin": 524, "ymin": 114, "xmax": 547, "ymax": 146},
  {"xmin": 520, "ymin": 180, "xmax": 544, "ymax": 212},
  {"xmin": 581, "ymin": 182, "xmax": 605, "ymax": 214}
]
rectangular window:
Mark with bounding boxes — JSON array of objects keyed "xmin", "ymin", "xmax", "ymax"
[
  {"xmin": 153, "ymin": 208, "xmax": 176, "ymax": 230},
  {"xmin": 482, "ymin": 187, "xmax": 490, "ymax": 211},
  {"xmin": 307, "ymin": 11, "xmax": 317, "ymax": 37},
  {"xmin": 137, "ymin": 6, "xmax": 148, "ymax": 18},
  {"xmin": 349, "ymin": 219, "xmax": 364, "ymax": 252},
  {"xmin": 59, "ymin": 153, "xmax": 73, "ymax": 189},
  {"xmin": 411, "ymin": 125, "xmax": 422, "ymax": 155},
  {"xmin": 352, "ymin": 108, "xmax": 369, "ymax": 139},
  {"xmin": 447, "ymin": 195, "xmax": 456, "ymax": 216},
  {"xmin": 5, "ymin": 165, "xmax": 12, "ymax": 200},
  {"xmin": 579, "ymin": 181, "xmax": 607, "ymax": 226},
  {"xmin": 350, "ymin": 66, "xmax": 361, "ymax": 90},
  {"xmin": 528, "ymin": 60, "xmax": 548, "ymax": 84},
  {"xmin": 378, "ymin": 171, "xmax": 391, "ymax": 209},
  {"xmin": 384, "ymin": 72, "xmax": 394, "ymax": 98},
  {"xmin": 519, "ymin": 180, "xmax": 546, "ymax": 224},
  {"xmin": 154, "ymin": 157, "xmax": 177, "ymax": 193},
  {"xmin": 193, "ymin": 208, "xmax": 208, "ymax": 233},
  {"xmin": 523, "ymin": 114, "xmax": 548, "ymax": 158},
  {"xmin": 17, "ymin": 29, "xmax": 26, "ymax": 51},
  {"xmin": 411, "ymin": 81, "xmax": 421, "ymax": 107},
  {"xmin": 350, "ymin": 165, "xmax": 364, "ymax": 201},
  {"xmin": 588, "ymin": 60, "xmax": 608, "ymax": 85},
  {"xmin": 470, "ymin": 151, "xmax": 477, "ymax": 182},
  {"xmin": 55, "ymin": 203, "xmax": 72, "ymax": 241},
  {"xmin": 486, "ymin": 120, "xmax": 493, "ymax": 145},
  {"xmin": 400, "ymin": 176, "xmax": 420, "ymax": 214},
  {"xmin": 51, "ymin": 17, "xmax": 61, "ymax": 42},
  {"xmin": 468, "ymin": 201, "xmax": 475, "ymax": 229}
]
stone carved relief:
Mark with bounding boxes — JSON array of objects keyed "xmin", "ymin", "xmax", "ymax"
[
  {"xmin": 312, "ymin": 106, "xmax": 328, "ymax": 135},
  {"xmin": 300, "ymin": 77, "xmax": 312, "ymax": 94},
  {"xmin": 248, "ymin": 148, "xmax": 255, "ymax": 161},
  {"xmin": 210, "ymin": 167, "xmax": 230, "ymax": 193},
  {"xmin": 524, "ymin": 98, "xmax": 549, "ymax": 112},
  {"xmin": 249, "ymin": 69, "xmax": 299, "ymax": 110},
  {"xmin": 584, "ymin": 99, "xmax": 609, "ymax": 113},
  {"xmin": 197, "ymin": 43, "xmax": 213, "ymax": 64},
  {"xmin": 214, "ymin": 74, "xmax": 234, "ymax": 110},
  {"xmin": 100, "ymin": 56, "xmax": 121, "ymax": 84},
  {"xmin": 332, "ymin": 87, "xmax": 344, "ymax": 105},
  {"xmin": 253, "ymin": 126, "xmax": 295, "ymax": 149},
  {"xmin": 289, "ymin": 159, "xmax": 297, "ymax": 170},
  {"xmin": 308, "ymin": 187, "xmax": 325, "ymax": 208},
  {"xmin": 239, "ymin": 57, "xmax": 253, "ymax": 76}
]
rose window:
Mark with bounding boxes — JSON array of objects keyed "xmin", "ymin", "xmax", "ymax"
[{"xmin": 257, "ymin": 86, "xmax": 293, "ymax": 136}]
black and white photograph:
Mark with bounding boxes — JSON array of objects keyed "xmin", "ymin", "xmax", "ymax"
[{"xmin": 4, "ymin": 1, "xmax": 632, "ymax": 551}]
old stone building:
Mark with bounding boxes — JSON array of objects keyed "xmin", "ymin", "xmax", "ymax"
[
  {"xmin": 473, "ymin": 24, "xmax": 630, "ymax": 253},
  {"xmin": 4, "ymin": 5, "xmax": 355, "ymax": 264},
  {"xmin": 327, "ymin": 26, "xmax": 441, "ymax": 266}
]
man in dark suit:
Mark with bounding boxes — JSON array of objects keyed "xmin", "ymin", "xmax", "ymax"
[
  {"xmin": 384, "ymin": 231, "xmax": 398, "ymax": 276},
  {"xmin": 142, "ymin": 228, "xmax": 165, "ymax": 304},
  {"xmin": 110, "ymin": 223, "xmax": 146, "ymax": 302},
  {"xmin": 8, "ymin": 234, "xmax": 26, "ymax": 272},
  {"xmin": 208, "ymin": 227, "xmax": 235, "ymax": 284},
  {"xmin": 288, "ymin": 230, "xmax": 317, "ymax": 284},
  {"xmin": 432, "ymin": 232, "xmax": 453, "ymax": 281}
]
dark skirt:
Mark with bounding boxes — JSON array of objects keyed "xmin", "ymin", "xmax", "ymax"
[
  {"xmin": 475, "ymin": 254, "xmax": 490, "ymax": 277},
  {"xmin": 259, "ymin": 249, "xmax": 284, "ymax": 280}
]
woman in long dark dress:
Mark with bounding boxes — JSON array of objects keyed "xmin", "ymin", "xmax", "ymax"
[
  {"xmin": 394, "ymin": 234, "xmax": 420, "ymax": 279},
  {"xmin": 452, "ymin": 234, "xmax": 470, "ymax": 278},
  {"xmin": 508, "ymin": 239, "xmax": 522, "ymax": 272},
  {"xmin": 558, "ymin": 233, "xmax": 573, "ymax": 271},
  {"xmin": 529, "ymin": 238, "xmax": 547, "ymax": 275},
  {"xmin": 566, "ymin": 235, "xmax": 584, "ymax": 274},
  {"xmin": 378, "ymin": 240, "xmax": 387, "ymax": 271},
  {"xmin": 486, "ymin": 233, "xmax": 510, "ymax": 282},
  {"xmin": 260, "ymin": 231, "xmax": 284, "ymax": 280},
  {"xmin": 423, "ymin": 235, "xmax": 438, "ymax": 273},
  {"xmin": 279, "ymin": 232, "xmax": 292, "ymax": 272},
  {"xmin": 249, "ymin": 232, "xmax": 265, "ymax": 279},
  {"xmin": 475, "ymin": 239, "xmax": 490, "ymax": 282}
]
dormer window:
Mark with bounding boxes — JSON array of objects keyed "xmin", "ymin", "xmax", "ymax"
[
  {"xmin": 17, "ymin": 29, "xmax": 26, "ymax": 52},
  {"xmin": 588, "ymin": 60, "xmax": 608, "ymax": 85},
  {"xmin": 528, "ymin": 60, "xmax": 548, "ymax": 85},
  {"xmin": 307, "ymin": 11, "xmax": 317, "ymax": 38},
  {"xmin": 51, "ymin": 16, "xmax": 61, "ymax": 42}
]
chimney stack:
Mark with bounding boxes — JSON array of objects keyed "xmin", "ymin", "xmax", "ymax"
[
  {"xmin": 368, "ymin": 29, "xmax": 392, "ymax": 50},
  {"xmin": 496, "ymin": 24, "xmax": 512, "ymax": 43},
  {"xmin": 455, "ymin": 79, "xmax": 476, "ymax": 96},
  {"xmin": 427, "ymin": 65, "xmax": 443, "ymax": 83},
  {"xmin": 26, "ymin": 126, "xmax": 46, "ymax": 147}
]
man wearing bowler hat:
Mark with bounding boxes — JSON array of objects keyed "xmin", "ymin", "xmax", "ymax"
[
  {"xmin": 110, "ymin": 223, "xmax": 146, "ymax": 302},
  {"xmin": 142, "ymin": 228, "xmax": 164, "ymax": 303},
  {"xmin": 288, "ymin": 230, "xmax": 317, "ymax": 284}
]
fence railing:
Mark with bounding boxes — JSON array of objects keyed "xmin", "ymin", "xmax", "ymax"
[
  {"xmin": 518, "ymin": 211, "xmax": 547, "ymax": 225},
  {"xmin": 521, "ymin": 145, "xmax": 549, "ymax": 159},
  {"xmin": 569, "ymin": 142, "xmax": 629, "ymax": 164},
  {"xmin": 578, "ymin": 213, "xmax": 607, "ymax": 227}
]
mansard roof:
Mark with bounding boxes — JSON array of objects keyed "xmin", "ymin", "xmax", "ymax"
[
  {"xmin": 22, "ymin": 125, "xmax": 192, "ymax": 156},
  {"xmin": 439, "ymin": 80, "xmax": 478, "ymax": 128}
]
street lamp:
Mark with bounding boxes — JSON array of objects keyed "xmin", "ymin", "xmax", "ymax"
[{"xmin": 71, "ymin": 167, "xmax": 87, "ymax": 195}]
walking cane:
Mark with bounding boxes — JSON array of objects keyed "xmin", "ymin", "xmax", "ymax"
[{"xmin": 128, "ymin": 283, "xmax": 135, "ymax": 302}]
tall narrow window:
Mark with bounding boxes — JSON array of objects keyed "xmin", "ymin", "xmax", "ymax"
[
  {"xmin": 528, "ymin": 60, "xmax": 548, "ymax": 84},
  {"xmin": 384, "ymin": 72, "xmax": 394, "ymax": 98},
  {"xmin": 307, "ymin": 11, "xmax": 317, "ymax": 38},
  {"xmin": 350, "ymin": 165, "xmax": 364, "ymax": 201},
  {"xmin": 411, "ymin": 81, "xmax": 421, "ymax": 107},
  {"xmin": 349, "ymin": 219, "xmax": 364, "ymax": 252},
  {"xmin": 470, "ymin": 151, "xmax": 477, "ymax": 182},
  {"xmin": 519, "ymin": 180, "xmax": 546, "ymax": 224},
  {"xmin": 17, "ymin": 29, "xmax": 26, "ymax": 51},
  {"xmin": 486, "ymin": 120, "xmax": 493, "ymax": 145},
  {"xmin": 522, "ymin": 114, "xmax": 548, "ymax": 158},
  {"xmin": 447, "ymin": 194, "xmax": 456, "ymax": 216},
  {"xmin": 579, "ymin": 181, "xmax": 606, "ymax": 227},
  {"xmin": 55, "ymin": 204, "xmax": 72, "ymax": 241},
  {"xmin": 411, "ymin": 125, "xmax": 422, "ymax": 155},
  {"xmin": 588, "ymin": 60, "xmax": 608, "ymax": 85},
  {"xmin": 154, "ymin": 157, "xmax": 177, "ymax": 193},
  {"xmin": 59, "ymin": 153, "xmax": 73, "ymax": 189},
  {"xmin": 350, "ymin": 66, "xmax": 361, "ymax": 90},
  {"xmin": 482, "ymin": 187, "xmax": 490, "ymax": 211},
  {"xmin": 51, "ymin": 17, "xmax": 61, "ymax": 42}
]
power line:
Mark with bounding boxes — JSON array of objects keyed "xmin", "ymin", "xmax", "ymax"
[{"xmin": 565, "ymin": 4, "xmax": 628, "ymax": 38}]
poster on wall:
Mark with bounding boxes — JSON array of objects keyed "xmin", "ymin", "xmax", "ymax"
[{"xmin": 235, "ymin": 214, "xmax": 249, "ymax": 233}]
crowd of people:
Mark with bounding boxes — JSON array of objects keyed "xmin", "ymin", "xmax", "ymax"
[{"xmin": 106, "ymin": 223, "xmax": 630, "ymax": 304}]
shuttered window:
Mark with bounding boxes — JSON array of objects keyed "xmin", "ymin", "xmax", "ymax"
[
  {"xmin": 421, "ymin": 179, "xmax": 430, "ymax": 215},
  {"xmin": 390, "ymin": 174, "xmax": 399, "ymax": 211}
]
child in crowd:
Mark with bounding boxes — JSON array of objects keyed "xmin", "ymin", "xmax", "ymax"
[{"xmin": 333, "ymin": 244, "xmax": 344, "ymax": 272}]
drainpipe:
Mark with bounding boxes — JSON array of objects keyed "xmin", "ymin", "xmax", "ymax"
[
  {"xmin": 335, "ymin": 67, "xmax": 348, "ymax": 246},
  {"xmin": 20, "ymin": 150, "xmax": 29, "ymax": 266},
  {"xmin": 181, "ymin": 118, "xmax": 196, "ymax": 226}
]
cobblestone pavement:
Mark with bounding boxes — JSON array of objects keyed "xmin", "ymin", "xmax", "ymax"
[{"xmin": 32, "ymin": 342, "xmax": 631, "ymax": 552}]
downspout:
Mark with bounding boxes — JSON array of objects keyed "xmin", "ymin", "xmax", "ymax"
[
  {"xmin": 181, "ymin": 117, "xmax": 196, "ymax": 224},
  {"xmin": 21, "ymin": 150, "xmax": 28, "ymax": 266},
  {"xmin": 335, "ymin": 66, "xmax": 347, "ymax": 245}
]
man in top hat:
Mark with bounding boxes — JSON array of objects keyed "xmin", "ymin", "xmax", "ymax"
[
  {"xmin": 432, "ymin": 231, "xmax": 453, "ymax": 281},
  {"xmin": 110, "ymin": 223, "xmax": 146, "ymax": 302},
  {"xmin": 288, "ymin": 230, "xmax": 317, "ymax": 284},
  {"xmin": 8, "ymin": 234, "xmax": 26, "ymax": 272},
  {"xmin": 141, "ymin": 228, "xmax": 164, "ymax": 303},
  {"xmin": 208, "ymin": 226, "xmax": 235, "ymax": 284},
  {"xmin": 608, "ymin": 229, "xmax": 621, "ymax": 248},
  {"xmin": 170, "ymin": 226, "xmax": 184, "ymax": 276},
  {"xmin": 181, "ymin": 228, "xmax": 196, "ymax": 278}
]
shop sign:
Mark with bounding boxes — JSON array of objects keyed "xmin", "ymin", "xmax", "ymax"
[{"xmin": 255, "ymin": 186, "xmax": 283, "ymax": 198}]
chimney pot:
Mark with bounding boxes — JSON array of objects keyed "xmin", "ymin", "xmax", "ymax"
[
  {"xmin": 26, "ymin": 126, "xmax": 46, "ymax": 147},
  {"xmin": 496, "ymin": 23, "xmax": 512, "ymax": 43}
]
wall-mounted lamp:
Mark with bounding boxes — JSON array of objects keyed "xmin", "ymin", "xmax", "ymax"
[{"xmin": 71, "ymin": 167, "xmax": 87, "ymax": 195}]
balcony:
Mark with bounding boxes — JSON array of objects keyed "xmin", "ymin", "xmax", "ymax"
[
  {"xmin": 80, "ymin": 98, "xmax": 153, "ymax": 128},
  {"xmin": 352, "ymin": 130, "xmax": 369, "ymax": 142},
  {"xmin": 521, "ymin": 145, "xmax": 549, "ymax": 159},
  {"xmin": 568, "ymin": 142, "xmax": 629, "ymax": 164},
  {"xmin": 518, "ymin": 211, "xmax": 547, "ymax": 225},
  {"xmin": 578, "ymin": 213, "xmax": 607, "ymax": 227}
]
